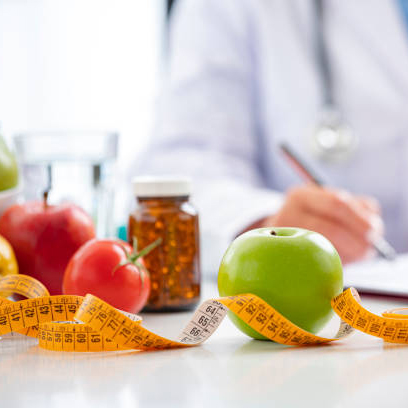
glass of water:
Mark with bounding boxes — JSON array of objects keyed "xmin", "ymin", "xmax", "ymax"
[{"xmin": 13, "ymin": 131, "xmax": 118, "ymax": 238}]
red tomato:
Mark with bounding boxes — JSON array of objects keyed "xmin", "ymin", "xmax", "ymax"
[{"xmin": 63, "ymin": 239, "xmax": 151, "ymax": 314}]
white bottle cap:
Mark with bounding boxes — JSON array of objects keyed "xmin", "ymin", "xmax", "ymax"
[{"xmin": 132, "ymin": 176, "xmax": 192, "ymax": 198}]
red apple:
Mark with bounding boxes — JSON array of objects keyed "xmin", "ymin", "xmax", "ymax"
[{"xmin": 0, "ymin": 201, "xmax": 95, "ymax": 294}]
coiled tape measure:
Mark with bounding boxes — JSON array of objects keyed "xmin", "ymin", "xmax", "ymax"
[{"xmin": 1, "ymin": 274, "xmax": 408, "ymax": 352}]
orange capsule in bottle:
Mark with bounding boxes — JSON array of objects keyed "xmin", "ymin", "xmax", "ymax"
[{"xmin": 128, "ymin": 176, "xmax": 201, "ymax": 311}]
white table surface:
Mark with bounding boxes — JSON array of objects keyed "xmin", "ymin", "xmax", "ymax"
[{"xmin": 1, "ymin": 280, "xmax": 408, "ymax": 408}]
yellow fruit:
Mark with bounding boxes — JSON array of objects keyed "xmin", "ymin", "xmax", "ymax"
[{"xmin": 0, "ymin": 234, "xmax": 18, "ymax": 296}]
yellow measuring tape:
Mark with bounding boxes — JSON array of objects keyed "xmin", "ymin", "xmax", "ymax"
[{"xmin": 1, "ymin": 274, "xmax": 408, "ymax": 352}]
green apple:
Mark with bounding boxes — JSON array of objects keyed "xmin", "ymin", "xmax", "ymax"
[
  {"xmin": 0, "ymin": 134, "xmax": 18, "ymax": 192},
  {"xmin": 218, "ymin": 227, "xmax": 343, "ymax": 340}
]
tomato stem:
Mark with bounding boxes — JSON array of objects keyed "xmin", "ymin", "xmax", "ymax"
[
  {"xmin": 113, "ymin": 238, "xmax": 163, "ymax": 287},
  {"xmin": 130, "ymin": 238, "xmax": 162, "ymax": 263},
  {"xmin": 132, "ymin": 236, "xmax": 138, "ymax": 253}
]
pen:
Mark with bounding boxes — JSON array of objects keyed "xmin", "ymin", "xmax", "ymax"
[{"xmin": 279, "ymin": 142, "xmax": 397, "ymax": 261}]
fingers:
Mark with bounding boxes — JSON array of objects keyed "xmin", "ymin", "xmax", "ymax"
[
  {"xmin": 326, "ymin": 189, "xmax": 380, "ymax": 214},
  {"xmin": 271, "ymin": 206, "xmax": 374, "ymax": 264},
  {"xmin": 287, "ymin": 185, "xmax": 380, "ymax": 241},
  {"xmin": 271, "ymin": 185, "xmax": 384, "ymax": 264},
  {"xmin": 338, "ymin": 192, "xmax": 384, "ymax": 239},
  {"xmin": 356, "ymin": 195, "xmax": 381, "ymax": 214},
  {"xmin": 299, "ymin": 212, "xmax": 374, "ymax": 264}
]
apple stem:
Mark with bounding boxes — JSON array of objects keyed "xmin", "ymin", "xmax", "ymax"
[
  {"xmin": 43, "ymin": 191, "xmax": 49, "ymax": 208},
  {"xmin": 270, "ymin": 230, "xmax": 277, "ymax": 236},
  {"xmin": 43, "ymin": 164, "xmax": 52, "ymax": 209}
]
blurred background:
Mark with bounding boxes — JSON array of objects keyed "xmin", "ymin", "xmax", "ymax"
[{"xmin": 0, "ymin": 0, "xmax": 172, "ymax": 231}]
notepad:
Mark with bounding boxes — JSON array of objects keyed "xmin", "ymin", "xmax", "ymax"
[{"xmin": 343, "ymin": 253, "xmax": 408, "ymax": 297}]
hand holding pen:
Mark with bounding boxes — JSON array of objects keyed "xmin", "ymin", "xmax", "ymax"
[{"xmin": 277, "ymin": 143, "xmax": 396, "ymax": 262}]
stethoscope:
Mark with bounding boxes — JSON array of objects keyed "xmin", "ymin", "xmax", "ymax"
[{"xmin": 311, "ymin": 0, "xmax": 358, "ymax": 163}]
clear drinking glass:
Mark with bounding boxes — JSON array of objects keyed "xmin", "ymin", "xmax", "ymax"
[{"xmin": 13, "ymin": 132, "xmax": 118, "ymax": 238}]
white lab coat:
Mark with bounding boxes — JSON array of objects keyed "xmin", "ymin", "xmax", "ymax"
[{"xmin": 142, "ymin": 0, "xmax": 408, "ymax": 274}]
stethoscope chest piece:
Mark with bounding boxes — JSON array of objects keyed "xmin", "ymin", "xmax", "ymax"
[{"xmin": 311, "ymin": 109, "xmax": 358, "ymax": 163}]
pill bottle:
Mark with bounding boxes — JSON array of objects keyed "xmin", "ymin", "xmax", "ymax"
[{"xmin": 128, "ymin": 176, "xmax": 201, "ymax": 311}]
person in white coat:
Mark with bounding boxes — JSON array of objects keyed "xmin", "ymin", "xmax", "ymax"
[{"xmin": 141, "ymin": 0, "xmax": 408, "ymax": 273}]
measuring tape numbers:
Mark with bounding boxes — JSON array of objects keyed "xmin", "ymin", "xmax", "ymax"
[
  {"xmin": 1, "ymin": 274, "xmax": 408, "ymax": 352},
  {"xmin": 333, "ymin": 288, "xmax": 408, "ymax": 344},
  {"xmin": 0, "ymin": 274, "xmax": 51, "ymax": 338}
]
